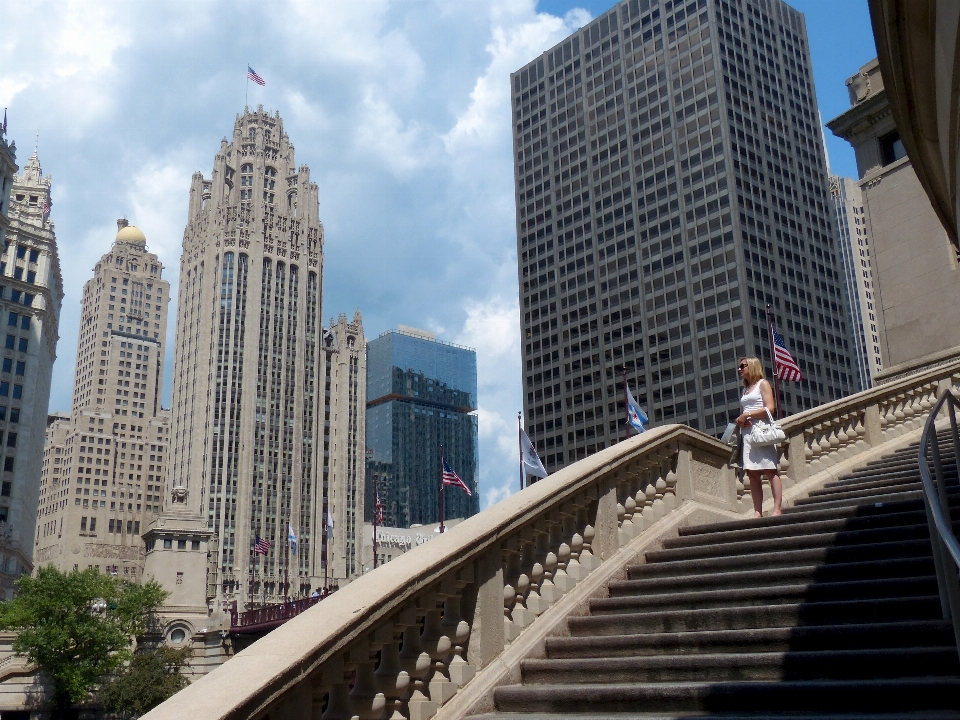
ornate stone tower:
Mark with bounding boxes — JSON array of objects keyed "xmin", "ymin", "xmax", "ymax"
[{"xmin": 161, "ymin": 107, "xmax": 325, "ymax": 613}]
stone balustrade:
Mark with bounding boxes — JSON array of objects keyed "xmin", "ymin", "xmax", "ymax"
[{"xmin": 141, "ymin": 355, "xmax": 960, "ymax": 720}]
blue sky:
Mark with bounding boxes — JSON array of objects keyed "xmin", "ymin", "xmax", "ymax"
[{"xmin": 2, "ymin": 0, "xmax": 877, "ymax": 510}]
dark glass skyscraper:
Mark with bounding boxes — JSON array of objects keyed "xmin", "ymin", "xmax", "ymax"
[
  {"xmin": 514, "ymin": 0, "xmax": 857, "ymax": 473},
  {"xmin": 365, "ymin": 327, "xmax": 479, "ymax": 528}
]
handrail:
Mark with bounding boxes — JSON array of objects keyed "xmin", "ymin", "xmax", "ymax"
[{"xmin": 918, "ymin": 390, "xmax": 960, "ymax": 657}]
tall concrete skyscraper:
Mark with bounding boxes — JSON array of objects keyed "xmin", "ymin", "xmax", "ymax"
[
  {"xmin": 34, "ymin": 220, "xmax": 169, "ymax": 580},
  {"xmin": 829, "ymin": 175, "xmax": 881, "ymax": 389},
  {"xmin": 366, "ymin": 326, "xmax": 479, "ymax": 529},
  {"xmin": 513, "ymin": 0, "xmax": 857, "ymax": 471},
  {"xmin": 0, "ymin": 148, "xmax": 63, "ymax": 597},
  {"xmin": 161, "ymin": 107, "xmax": 326, "ymax": 610},
  {"xmin": 321, "ymin": 311, "xmax": 366, "ymax": 583}
]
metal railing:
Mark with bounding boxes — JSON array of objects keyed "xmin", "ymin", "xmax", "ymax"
[
  {"xmin": 230, "ymin": 595, "xmax": 325, "ymax": 634},
  {"xmin": 918, "ymin": 390, "xmax": 960, "ymax": 657}
]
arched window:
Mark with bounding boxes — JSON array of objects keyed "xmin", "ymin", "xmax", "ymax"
[{"xmin": 240, "ymin": 164, "xmax": 254, "ymax": 200}]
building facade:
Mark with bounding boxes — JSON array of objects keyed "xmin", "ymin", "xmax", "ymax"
[
  {"xmin": 34, "ymin": 221, "xmax": 169, "ymax": 580},
  {"xmin": 321, "ymin": 311, "xmax": 366, "ymax": 584},
  {"xmin": 513, "ymin": 0, "xmax": 857, "ymax": 471},
  {"xmin": 827, "ymin": 58, "xmax": 960, "ymax": 374},
  {"xmin": 829, "ymin": 175, "xmax": 882, "ymax": 389},
  {"xmin": 161, "ymin": 107, "xmax": 326, "ymax": 611},
  {"xmin": 366, "ymin": 326, "xmax": 479, "ymax": 529},
  {"xmin": 0, "ymin": 150, "xmax": 63, "ymax": 597}
]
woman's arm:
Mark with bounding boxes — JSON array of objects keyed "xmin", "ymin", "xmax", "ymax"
[{"xmin": 759, "ymin": 379, "xmax": 776, "ymax": 416}]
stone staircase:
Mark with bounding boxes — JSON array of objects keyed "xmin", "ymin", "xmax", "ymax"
[{"xmin": 479, "ymin": 434, "xmax": 960, "ymax": 718}]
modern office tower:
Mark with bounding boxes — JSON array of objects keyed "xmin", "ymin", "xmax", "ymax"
[
  {"xmin": 0, "ymin": 150, "xmax": 63, "ymax": 597},
  {"xmin": 513, "ymin": 0, "xmax": 857, "ymax": 471},
  {"xmin": 33, "ymin": 221, "xmax": 170, "ymax": 579},
  {"xmin": 161, "ymin": 107, "xmax": 325, "ymax": 612},
  {"xmin": 828, "ymin": 58, "xmax": 960, "ymax": 374},
  {"xmin": 366, "ymin": 326, "xmax": 479, "ymax": 529},
  {"xmin": 320, "ymin": 311, "xmax": 366, "ymax": 584},
  {"xmin": 829, "ymin": 175, "xmax": 882, "ymax": 389}
]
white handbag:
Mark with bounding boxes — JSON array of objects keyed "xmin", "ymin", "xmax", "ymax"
[{"xmin": 751, "ymin": 407, "xmax": 786, "ymax": 447}]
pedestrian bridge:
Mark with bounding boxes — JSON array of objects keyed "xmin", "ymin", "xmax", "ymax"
[{"xmin": 142, "ymin": 356, "xmax": 960, "ymax": 720}]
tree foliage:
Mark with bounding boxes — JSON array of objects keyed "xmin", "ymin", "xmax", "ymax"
[
  {"xmin": 0, "ymin": 566, "xmax": 167, "ymax": 710},
  {"xmin": 98, "ymin": 646, "xmax": 191, "ymax": 719}
]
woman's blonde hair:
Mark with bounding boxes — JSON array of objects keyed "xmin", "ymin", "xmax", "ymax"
[{"xmin": 739, "ymin": 356, "xmax": 765, "ymax": 387}]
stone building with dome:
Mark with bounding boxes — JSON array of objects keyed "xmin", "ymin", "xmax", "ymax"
[
  {"xmin": 34, "ymin": 219, "xmax": 170, "ymax": 581},
  {"xmin": 0, "ymin": 147, "xmax": 63, "ymax": 598}
]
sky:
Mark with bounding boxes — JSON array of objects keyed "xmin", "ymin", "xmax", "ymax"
[{"xmin": 1, "ymin": 0, "xmax": 877, "ymax": 510}]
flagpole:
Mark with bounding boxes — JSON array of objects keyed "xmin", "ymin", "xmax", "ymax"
[
  {"xmin": 518, "ymin": 411, "xmax": 524, "ymax": 491},
  {"xmin": 438, "ymin": 444, "xmax": 445, "ymax": 534},
  {"xmin": 766, "ymin": 303, "xmax": 783, "ymax": 420},
  {"xmin": 372, "ymin": 474, "xmax": 379, "ymax": 570},
  {"xmin": 622, "ymin": 366, "xmax": 630, "ymax": 443},
  {"xmin": 245, "ymin": 63, "xmax": 249, "ymax": 109}
]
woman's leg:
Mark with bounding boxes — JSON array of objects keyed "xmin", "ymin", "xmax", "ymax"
[
  {"xmin": 766, "ymin": 469, "xmax": 783, "ymax": 516},
  {"xmin": 747, "ymin": 470, "xmax": 764, "ymax": 517}
]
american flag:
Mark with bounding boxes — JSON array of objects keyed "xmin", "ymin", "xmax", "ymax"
[
  {"xmin": 442, "ymin": 458, "xmax": 472, "ymax": 496},
  {"xmin": 375, "ymin": 491, "xmax": 384, "ymax": 526},
  {"xmin": 41, "ymin": 198, "xmax": 49, "ymax": 219},
  {"xmin": 772, "ymin": 327, "xmax": 804, "ymax": 382},
  {"xmin": 247, "ymin": 66, "xmax": 266, "ymax": 86},
  {"xmin": 254, "ymin": 535, "xmax": 271, "ymax": 555}
]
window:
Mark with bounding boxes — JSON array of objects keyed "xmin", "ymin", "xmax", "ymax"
[
  {"xmin": 90, "ymin": 517, "xmax": 97, "ymax": 532},
  {"xmin": 19, "ymin": 317, "xmax": 28, "ymax": 330},
  {"xmin": 177, "ymin": 539, "xmax": 186, "ymax": 549},
  {"xmin": 0, "ymin": 482, "xmax": 9, "ymax": 497},
  {"xmin": 11, "ymin": 409, "xmax": 20, "ymax": 423},
  {"xmin": 18, "ymin": 338, "xmax": 27, "ymax": 353},
  {"xmin": 80, "ymin": 517, "xmax": 87, "ymax": 532},
  {"xmin": 15, "ymin": 247, "xmax": 25, "ymax": 260},
  {"xmin": 13, "ymin": 385, "xmax": 22, "ymax": 399},
  {"xmin": 23, "ymin": 294, "xmax": 33, "ymax": 306},
  {"xmin": 26, "ymin": 271, "xmax": 35, "ymax": 284},
  {"xmin": 4, "ymin": 336, "xmax": 13, "ymax": 350},
  {"xmin": 13, "ymin": 268, "xmax": 21, "ymax": 281},
  {"xmin": 3, "ymin": 457, "xmax": 12, "ymax": 472},
  {"xmin": 163, "ymin": 538, "xmax": 172, "ymax": 548},
  {"xmin": 28, "ymin": 250, "xmax": 39, "ymax": 264},
  {"xmin": 1, "ymin": 382, "xmax": 10, "ymax": 397},
  {"xmin": 6, "ymin": 313, "xmax": 15, "ymax": 326},
  {"xmin": 15, "ymin": 361, "xmax": 24, "ymax": 376},
  {"xmin": 880, "ymin": 131, "xmax": 906, "ymax": 165},
  {"xmin": 2, "ymin": 359, "xmax": 11, "ymax": 373},
  {"xmin": 7, "ymin": 433, "xmax": 16, "ymax": 447},
  {"xmin": 109, "ymin": 519, "xmax": 115, "ymax": 532}
]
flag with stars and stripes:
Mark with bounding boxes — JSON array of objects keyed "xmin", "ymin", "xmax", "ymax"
[
  {"xmin": 442, "ymin": 458, "xmax": 472, "ymax": 496},
  {"xmin": 254, "ymin": 536, "xmax": 271, "ymax": 555},
  {"xmin": 772, "ymin": 327, "xmax": 804, "ymax": 382},
  {"xmin": 247, "ymin": 66, "xmax": 265, "ymax": 86}
]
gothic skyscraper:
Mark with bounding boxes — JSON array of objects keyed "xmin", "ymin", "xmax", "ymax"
[{"xmin": 163, "ymin": 107, "xmax": 325, "ymax": 609}]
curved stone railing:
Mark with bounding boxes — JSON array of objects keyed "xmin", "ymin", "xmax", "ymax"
[
  {"xmin": 773, "ymin": 355, "xmax": 960, "ymax": 491},
  {"xmin": 142, "ymin": 425, "xmax": 739, "ymax": 720},
  {"xmin": 142, "ymin": 355, "xmax": 960, "ymax": 720}
]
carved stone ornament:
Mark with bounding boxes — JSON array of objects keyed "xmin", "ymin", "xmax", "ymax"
[
  {"xmin": 171, "ymin": 485, "xmax": 189, "ymax": 503},
  {"xmin": 847, "ymin": 72, "xmax": 871, "ymax": 105}
]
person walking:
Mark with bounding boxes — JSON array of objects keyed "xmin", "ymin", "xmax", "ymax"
[{"xmin": 735, "ymin": 357, "xmax": 783, "ymax": 518}]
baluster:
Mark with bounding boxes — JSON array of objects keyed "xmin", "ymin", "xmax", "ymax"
[
  {"xmin": 520, "ymin": 531, "xmax": 546, "ymax": 616},
  {"xmin": 442, "ymin": 570, "xmax": 476, "ymax": 689},
  {"xmin": 536, "ymin": 521, "xmax": 560, "ymax": 604},
  {"xmin": 421, "ymin": 588, "xmax": 456, "ymax": 708},
  {"xmin": 375, "ymin": 619, "xmax": 409, "ymax": 720},
  {"xmin": 322, "ymin": 651, "xmax": 357, "ymax": 720},
  {"xmin": 564, "ymin": 505, "xmax": 585, "ymax": 584},
  {"xmin": 548, "ymin": 510, "xmax": 572, "ymax": 596},
  {"xmin": 349, "ymin": 637, "xmax": 386, "ymax": 720},
  {"xmin": 399, "ymin": 611, "xmax": 434, "ymax": 720},
  {"xmin": 662, "ymin": 459, "xmax": 679, "ymax": 511}
]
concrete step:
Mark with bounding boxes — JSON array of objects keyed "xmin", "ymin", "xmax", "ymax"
[
  {"xmin": 788, "ymin": 488, "xmax": 927, "ymax": 511},
  {"xmin": 595, "ymin": 576, "xmax": 937, "ymax": 612},
  {"xmin": 664, "ymin": 509, "xmax": 932, "ymax": 549},
  {"xmin": 628, "ymin": 539, "xmax": 932, "ymax": 579},
  {"xmin": 520, "ymin": 647, "xmax": 960, "ymax": 684},
  {"xmin": 644, "ymin": 524, "xmax": 931, "ymax": 564},
  {"xmin": 474, "ymin": 713, "xmax": 960, "ymax": 720},
  {"xmin": 810, "ymin": 476, "xmax": 923, "ymax": 497},
  {"xmin": 493, "ymin": 678, "xmax": 960, "ymax": 714},
  {"xmin": 792, "ymin": 483, "xmax": 928, "ymax": 507},
  {"xmin": 545, "ymin": 619, "xmax": 955, "ymax": 658},
  {"xmin": 568, "ymin": 596, "xmax": 942, "ymax": 635},
  {"xmin": 621, "ymin": 556, "xmax": 935, "ymax": 591}
]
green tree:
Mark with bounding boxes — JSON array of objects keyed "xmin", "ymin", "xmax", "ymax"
[
  {"xmin": 0, "ymin": 566, "xmax": 167, "ymax": 714},
  {"xmin": 98, "ymin": 646, "xmax": 191, "ymax": 719}
]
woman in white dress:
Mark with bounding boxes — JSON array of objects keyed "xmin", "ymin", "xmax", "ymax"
[{"xmin": 735, "ymin": 357, "xmax": 782, "ymax": 518}]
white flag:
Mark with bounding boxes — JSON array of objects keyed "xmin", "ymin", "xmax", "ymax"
[
  {"xmin": 288, "ymin": 523, "xmax": 298, "ymax": 555},
  {"xmin": 520, "ymin": 428, "xmax": 548, "ymax": 479},
  {"xmin": 626, "ymin": 384, "xmax": 648, "ymax": 433},
  {"xmin": 326, "ymin": 510, "xmax": 334, "ymax": 539}
]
